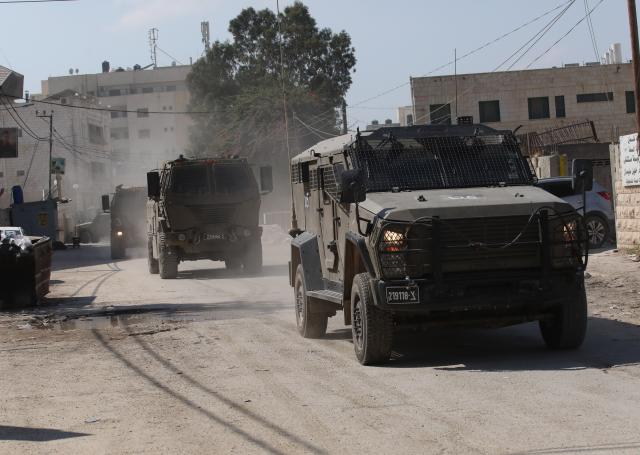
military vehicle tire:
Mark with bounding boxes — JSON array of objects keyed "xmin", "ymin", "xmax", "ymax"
[
  {"xmin": 294, "ymin": 265, "xmax": 328, "ymax": 338},
  {"xmin": 351, "ymin": 273, "xmax": 393, "ymax": 365},
  {"xmin": 225, "ymin": 257, "xmax": 242, "ymax": 270},
  {"xmin": 111, "ymin": 235, "xmax": 125, "ymax": 260},
  {"xmin": 539, "ymin": 277, "xmax": 587, "ymax": 349},
  {"xmin": 243, "ymin": 237, "xmax": 262, "ymax": 274},
  {"xmin": 148, "ymin": 236, "xmax": 159, "ymax": 274},
  {"xmin": 158, "ymin": 235, "xmax": 178, "ymax": 279}
]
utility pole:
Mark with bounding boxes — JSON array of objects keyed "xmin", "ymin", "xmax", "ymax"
[
  {"xmin": 36, "ymin": 110, "xmax": 53, "ymax": 198},
  {"xmin": 628, "ymin": 0, "xmax": 640, "ymax": 139},
  {"xmin": 341, "ymin": 99, "xmax": 348, "ymax": 134}
]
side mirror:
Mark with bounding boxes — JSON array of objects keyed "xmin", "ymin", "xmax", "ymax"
[
  {"xmin": 147, "ymin": 171, "xmax": 160, "ymax": 199},
  {"xmin": 101, "ymin": 194, "xmax": 110, "ymax": 212},
  {"xmin": 259, "ymin": 166, "xmax": 273, "ymax": 194},
  {"xmin": 339, "ymin": 169, "xmax": 366, "ymax": 204},
  {"xmin": 572, "ymin": 159, "xmax": 593, "ymax": 193}
]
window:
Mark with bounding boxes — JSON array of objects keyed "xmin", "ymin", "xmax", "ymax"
[
  {"xmin": 108, "ymin": 89, "xmax": 122, "ymax": 97},
  {"xmin": 137, "ymin": 108, "xmax": 149, "ymax": 118},
  {"xmin": 162, "ymin": 106, "xmax": 167, "ymax": 111},
  {"xmin": 626, "ymin": 91, "xmax": 635, "ymax": 113},
  {"xmin": 165, "ymin": 85, "xmax": 176, "ymax": 92},
  {"xmin": 138, "ymin": 129, "xmax": 151, "ymax": 139},
  {"xmin": 88, "ymin": 124, "xmax": 105, "ymax": 145},
  {"xmin": 142, "ymin": 87, "xmax": 154, "ymax": 94},
  {"xmin": 110, "ymin": 128, "xmax": 129, "ymax": 140},
  {"xmin": 169, "ymin": 106, "xmax": 173, "ymax": 111},
  {"xmin": 91, "ymin": 162, "xmax": 106, "ymax": 180},
  {"xmin": 16, "ymin": 170, "xmax": 25, "ymax": 176},
  {"xmin": 0, "ymin": 171, "xmax": 3, "ymax": 178},
  {"xmin": 537, "ymin": 179, "xmax": 575, "ymax": 197},
  {"xmin": 528, "ymin": 97, "xmax": 550, "ymax": 120},
  {"xmin": 17, "ymin": 129, "xmax": 22, "ymax": 138},
  {"xmin": 406, "ymin": 114, "xmax": 414, "ymax": 126},
  {"xmin": 129, "ymin": 88, "xmax": 138, "ymax": 95},
  {"xmin": 555, "ymin": 96, "xmax": 566, "ymax": 118},
  {"xmin": 87, "ymin": 91, "xmax": 95, "ymax": 96},
  {"xmin": 429, "ymin": 104, "xmax": 451, "ymax": 125},
  {"xmin": 576, "ymin": 92, "xmax": 613, "ymax": 103},
  {"xmin": 479, "ymin": 100, "xmax": 501, "ymax": 123}
]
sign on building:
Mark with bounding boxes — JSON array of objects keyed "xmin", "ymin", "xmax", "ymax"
[
  {"xmin": 51, "ymin": 157, "xmax": 66, "ymax": 174},
  {"xmin": 0, "ymin": 127, "xmax": 18, "ymax": 158},
  {"xmin": 619, "ymin": 133, "xmax": 640, "ymax": 187}
]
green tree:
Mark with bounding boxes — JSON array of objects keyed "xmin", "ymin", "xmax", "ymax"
[{"xmin": 187, "ymin": 1, "xmax": 356, "ymax": 161}]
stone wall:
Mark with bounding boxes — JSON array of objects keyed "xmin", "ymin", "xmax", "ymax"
[{"xmin": 610, "ymin": 143, "xmax": 640, "ymax": 251}]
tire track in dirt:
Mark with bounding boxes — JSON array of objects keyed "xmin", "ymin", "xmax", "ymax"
[{"xmin": 209, "ymin": 318, "xmax": 470, "ymax": 454}]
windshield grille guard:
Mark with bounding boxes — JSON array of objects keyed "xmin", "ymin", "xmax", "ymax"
[{"xmin": 348, "ymin": 132, "xmax": 535, "ymax": 192}]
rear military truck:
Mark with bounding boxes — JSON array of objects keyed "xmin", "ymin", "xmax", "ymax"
[
  {"xmin": 289, "ymin": 125, "xmax": 592, "ymax": 365},
  {"xmin": 101, "ymin": 186, "xmax": 147, "ymax": 259},
  {"xmin": 146, "ymin": 155, "xmax": 273, "ymax": 279}
]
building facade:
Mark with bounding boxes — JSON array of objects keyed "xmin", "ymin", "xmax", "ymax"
[
  {"xmin": 410, "ymin": 62, "xmax": 637, "ymax": 141},
  {"xmin": 0, "ymin": 90, "xmax": 112, "ymax": 221},
  {"xmin": 42, "ymin": 64, "xmax": 193, "ymax": 186}
]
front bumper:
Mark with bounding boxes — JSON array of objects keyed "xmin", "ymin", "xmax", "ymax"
[
  {"xmin": 372, "ymin": 269, "xmax": 581, "ymax": 313},
  {"xmin": 164, "ymin": 226, "xmax": 262, "ymax": 253}
]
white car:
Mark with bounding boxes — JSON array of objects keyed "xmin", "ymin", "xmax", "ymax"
[{"xmin": 0, "ymin": 226, "xmax": 32, "ymax": 249}]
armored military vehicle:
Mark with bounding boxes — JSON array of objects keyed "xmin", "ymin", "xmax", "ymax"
[
  {"xmin": 101, "ymin": 186, "xmax": 147, "ymax": 259},
  {"xmin": 289, "ymin": 125, "xmax": 591, "ymax": 365},
  {"xmin": 146, "ymin": 155, "xmax": 272, "ymax": 279}
]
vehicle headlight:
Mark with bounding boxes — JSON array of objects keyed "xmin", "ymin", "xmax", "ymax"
[
  {"xmin": 381, "ymin": 229, "xmax": 406, "ymax": 252},
  {"xmin": 551, "ymin": 215, "xmax": 584, "ymax": 268},
  {"xmin": 116, "ymin": 231, "xmax": 124, "ymax": 237}
]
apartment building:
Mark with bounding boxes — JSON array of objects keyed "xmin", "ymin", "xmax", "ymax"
[
  {"xmin": 410, "ymin": 61, "xmax": 636, "ymax": 140},
  {"xmin": 42, "ymin": 63, "xmax": 193, "ymax": 186},
  {"xmin": 0, "ymin": 90, "xmax": 111, "ymax": 217}
]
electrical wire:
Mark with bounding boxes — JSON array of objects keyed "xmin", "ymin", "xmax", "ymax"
[
  {"xmin": 584, "ymin": 0, "xmax": 601, "ymax": 61},
  {"xmin": 30, "ymin": 98, "xmax": 212, "ymax": 115},
  {"xmin": 0, "ymin": 0, "xmax": 76, "ymax": 3},
  {"xmin": 155, "ymin": 46, "xmax": 183, "ymax": 65},
  {"xmin": 293, "ymin": 113, "xmax": 339, "ymax": 140},
  {"xmin": 525, "ymin": 0, "xmax": 606, "ymax": 69},
  {"xmin": 301, "ymin": 0, "xmax": 576, "ymax": 129}
]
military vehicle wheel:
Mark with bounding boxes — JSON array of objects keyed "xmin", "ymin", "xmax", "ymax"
[
  {"xmin": 148, "ymin": 236, "xmax": 159, "ymax": 274},
  {"xmin": 158, "ymin": 235, "xmax": 178, "ymax": 279},
  {"xmin": 111, "ymin": 235, "xmax": 125, "ymax": 259},
  {"xmin": 351, "ymin": 273, "xmax": 393, "ymax": 365},
  {"xmin": 294, "ymin": 265, "xmax": 328, "ymax": 338},
  {"xmin": 243, "ymin": 237, "xmax": 262, "ymax": 274},
  {"xmin": 540, "ymin": 277, "xmax": 587, "ymax": 349},
  {"xmin": 225, "ymin": 257, "xmax": 242, "ymax": 270}
]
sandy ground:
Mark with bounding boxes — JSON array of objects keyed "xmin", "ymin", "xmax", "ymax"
[{"xmin": 1, "ymin": 237, "xmax": 640, "ymax": 454}]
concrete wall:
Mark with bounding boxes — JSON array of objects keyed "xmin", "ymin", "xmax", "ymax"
[
  {"xmin": 610, "ymin": 143, "xmax": 640, "ymax": 251},
  {"xmin": 411, "ymin": 63, "xmax": 636, "ymax": 141}
]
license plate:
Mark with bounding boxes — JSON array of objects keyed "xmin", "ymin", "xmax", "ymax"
[
  {"xmin": 203, "ymin": 233, "xmax": 225, "ymax": 240},
  {"xmin": 385, "ymin": 286, "xmax": 420, "ymax": 304}
]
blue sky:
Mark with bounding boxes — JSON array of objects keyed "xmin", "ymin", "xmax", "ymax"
[{"xmin": 0, "ymin": 0, "xmax": 631, "ymax": 126}]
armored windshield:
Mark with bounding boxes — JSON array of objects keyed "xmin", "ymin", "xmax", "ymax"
[
  {"xmin": 348, "ymin": 133, "xmax": 535, "ymax": 192},
  {"xmin": 170, "ymin": 163, "xmax": 254, "ymax": 194}
]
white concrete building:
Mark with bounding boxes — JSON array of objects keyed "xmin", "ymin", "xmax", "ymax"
[
  {"xmin": 410, "ymin": 62, "xmax": 637, "ymax": 141},
  {"xmin": 0, "ymin": 90, "xmax": 112, "ymax": 219},
  {"xmin": 42, "ymin": 63, "xmax": 193, "ymax": 186}
]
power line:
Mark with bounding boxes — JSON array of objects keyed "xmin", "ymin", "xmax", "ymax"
[
  {"xmin": 0, "ymin": 0, "xmax": 77, "ymax": 3},
  {"xmin": 526, "ymin": 0, "xmax": 606, "ymax": 68},
  {"xmin": 302, "ymin": 0, "xmax": 575, "ymax": 129},
  {"xmin": 30, "ymin": 98, "xmax": 213, "ymax": 115}
]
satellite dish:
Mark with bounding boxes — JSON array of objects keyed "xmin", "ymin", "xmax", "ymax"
[{"xmin": 68, "ymin": 68, "xmax": 74, "ymax": 75}]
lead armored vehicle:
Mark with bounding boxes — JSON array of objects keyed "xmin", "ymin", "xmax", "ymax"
[
  {"xmin": 146, "ymin": 156, "xmax": 272, "ymax": 279},
  {"xmin": 289, "ymin": 125, "xmax": 591, "ymax": 365}
]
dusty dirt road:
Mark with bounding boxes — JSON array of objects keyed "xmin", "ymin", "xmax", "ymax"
[{"xmin": 2, "ymin": 236, "xmax": 640, "ymax": 454}]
